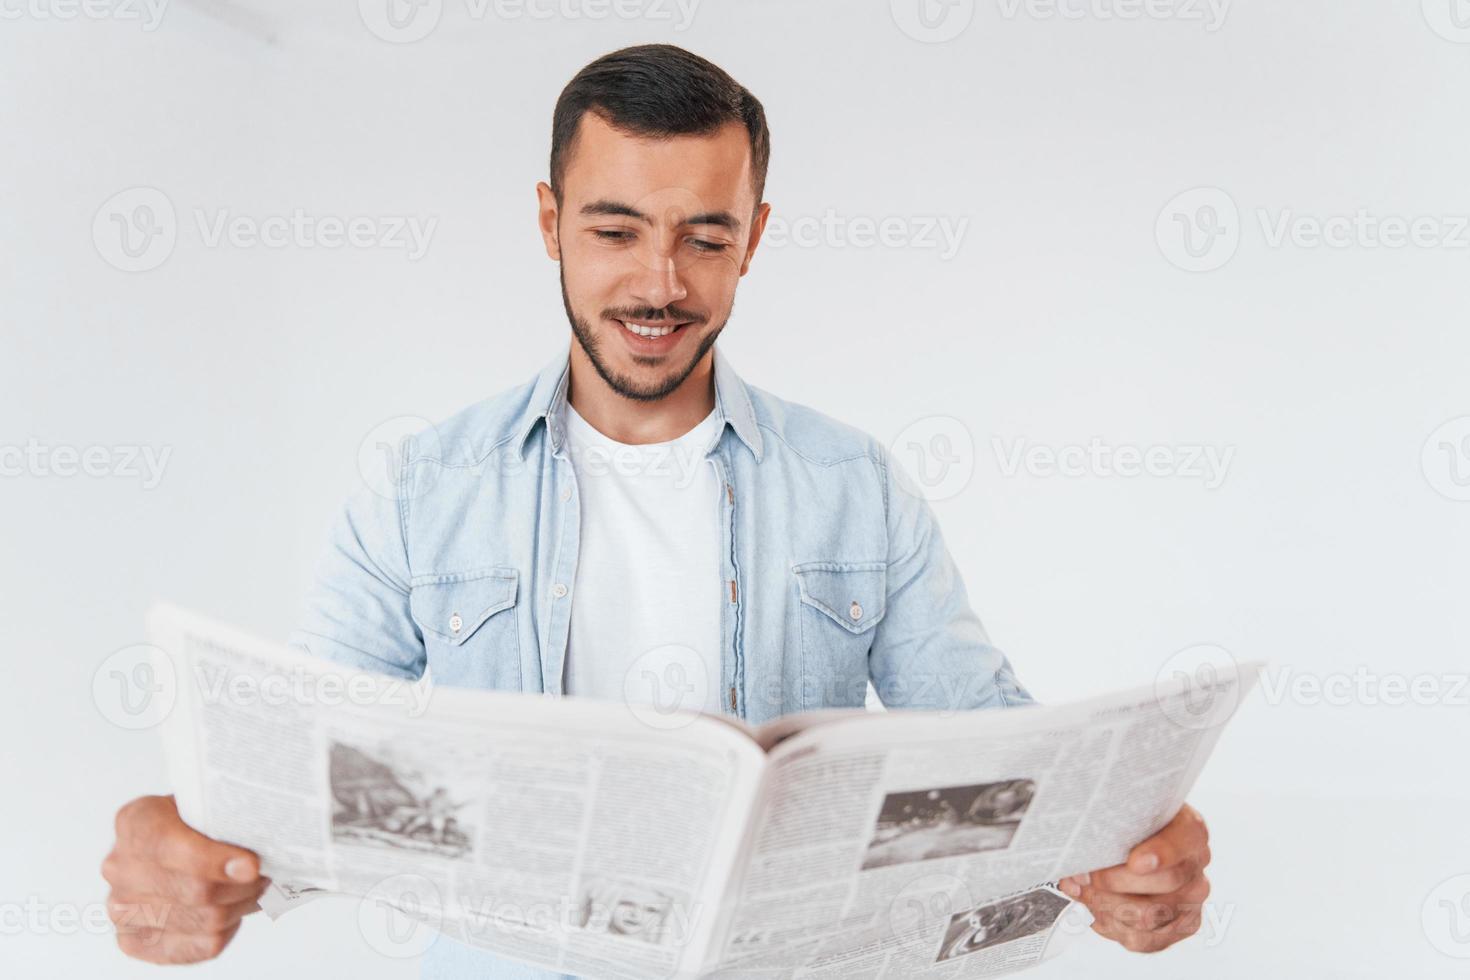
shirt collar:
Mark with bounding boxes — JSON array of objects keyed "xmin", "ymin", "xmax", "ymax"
[{"xmin": 514, "ymin": 340, "xmax": 764, "ymax": 463}]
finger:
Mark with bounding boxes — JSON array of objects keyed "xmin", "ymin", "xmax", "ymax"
[
  {"xmin": 116, "ymin": 921, "xmax": 241, "ymax": 964},
  {"xmin": 1078, "ymin": 875, "xmax": 1211, "ymax": 933},
  {"xmin": 106, "ymin": 895, "xmax": 176, "ymax": 935},
  {"xmin": 1102, "ymin": 904, "xmax": 1204, "ymax": 952},
  {"xmin": 103, "ymin": 853, "xmax": 270, "ymax": 907},
  {"xmin": 116, "ymin": 927, "xmax": 169, "ymax": 961},
  {"xmin": 118, "ymin": 797, "xmax": 260, "ymax": 884},
  {"xmin": 1125, "ymin": 803, "xmax": 1208, "ymax": 875},
  {"xmin": 1093, "ymin": 917, "xmax": 1172, "ymax": 954},
  {"xmin": 1159, "ymin": 904, "xmax": 1203, "ymax": 940},
  {"xmin": 163, "ymin": 896, "xmax": 262, "ymax": 935},
  {"xmin": 153, "ymin": 819, "xmax": 260, "ymax": 884},
  {"xmin": 1092, "ymin": 847, "xmax": 1210, "ymax": 895},
  {"xmin": 109, "ymin": 893, "xmax": 262, "ymax": 936},
  {"xmin": 1059, "ymin": 808, "xmax": 1212, "ymax": 895},
  {"xmin": 1093, "ymin": 906, "xmax": 1200, "ymax": 955},
  {"xmin": 1081, "ymin": 890, "xmax": 1177, "ymax": 933}
]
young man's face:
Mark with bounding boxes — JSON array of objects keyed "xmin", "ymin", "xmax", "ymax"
[{"xmin": 538, "ymin": 112, "xmax": 770, "ymax": 402}]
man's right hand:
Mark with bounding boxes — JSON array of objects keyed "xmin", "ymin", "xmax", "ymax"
[{"xmin": 102, "ymin": 794, "xmax": 270, "ymax": 964}]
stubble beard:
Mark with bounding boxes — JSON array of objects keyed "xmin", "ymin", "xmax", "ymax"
[{"xmin": 560, "ymin": 265, "xmax": 727, "ymax": 404}]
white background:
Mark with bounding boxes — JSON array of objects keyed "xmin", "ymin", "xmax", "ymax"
[{"xmin": 4, "ymin": 0, "xmax": 1469, "ymax": 976}]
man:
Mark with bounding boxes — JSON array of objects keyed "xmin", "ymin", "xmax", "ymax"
[{"xmin": 101, "ymin": 44, "xmax": 1212, "ymax": 976}]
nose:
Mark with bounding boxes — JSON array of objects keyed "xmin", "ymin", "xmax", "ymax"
[{"xmin": 629, "ymin": 239, "xmax": 689, "ymax": 312}]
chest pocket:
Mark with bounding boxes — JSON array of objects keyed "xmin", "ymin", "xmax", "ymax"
[
  {"xmin": 409, "ymin": 567, "xmax": 522, "ymax": 691},
  {"xmin": 793, "ymin": 561, "xmax": 887, "ymax": 709}
]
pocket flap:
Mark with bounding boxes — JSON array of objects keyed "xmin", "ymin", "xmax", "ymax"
[
  {"xmin": 793, "ymin": 561, "xmax": 887, "ymax": 634},
  {"xmin": 409, "ymin": 567, "xmax": 519, "ymax": 645}
]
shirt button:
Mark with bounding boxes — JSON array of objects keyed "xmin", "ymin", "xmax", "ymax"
[
  {"xmin": 449, "ymin": 613, "xmax": 463, "ymax": 633},
  {"xmin": 552, "ymin": 583, "xmax": 568, "ymax": 598},
  {"xmin": 849, "ymin": 601, "xmax": 863, "ymax": 620},
  {"xmin": 560, "ymin": 487, "xmax": 572, "ymax": 502}
]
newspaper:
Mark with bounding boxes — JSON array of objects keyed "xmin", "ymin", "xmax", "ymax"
[{"xmin": 147, "ymin": 603, "xmax": 1258, "ymax": 980}]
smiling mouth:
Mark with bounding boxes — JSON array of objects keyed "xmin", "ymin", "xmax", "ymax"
[{"xmin": 615, "ymin": 318, "xmax": 693, "ymax": 339}]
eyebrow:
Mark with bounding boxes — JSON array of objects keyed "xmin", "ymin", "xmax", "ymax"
[{"xmin": 579, "ymin": 199, "xmax": 743, "ymax": 233}]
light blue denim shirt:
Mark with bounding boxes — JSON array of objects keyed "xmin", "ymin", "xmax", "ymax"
[{"xmin": 288, "ymin": 340, "xmax": 1032, "ymax": 979}]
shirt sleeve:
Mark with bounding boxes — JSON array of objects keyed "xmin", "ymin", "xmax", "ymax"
[
  {"xmin": 286, "ymin": 466, "xmax": 426, "ymax": 682},
  {"xmin": 867, "ymin": 444, "xmax": 1033, "ymax": 710}
]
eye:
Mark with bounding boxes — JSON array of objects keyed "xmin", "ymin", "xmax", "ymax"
[
  {"xmin": 688, "ymin": 238, "xmax": 731, "ymax": 254},
  {"xmin": 593, "ymin": 229, "xmax": 636, "ymax": 243}
]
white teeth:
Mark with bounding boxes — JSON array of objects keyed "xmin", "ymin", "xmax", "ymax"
[{"xmin": 621, "ymin": 320, "xmax": 677, "ymax": 338}]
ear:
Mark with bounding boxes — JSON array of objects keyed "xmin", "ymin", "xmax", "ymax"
[
  {"xmin": 739, "ymin": 201, "xmax": 773, "ymax": 277},
  {"xmin": 536, "ymin": 181, "xmax": 561, "ymax": 261}
]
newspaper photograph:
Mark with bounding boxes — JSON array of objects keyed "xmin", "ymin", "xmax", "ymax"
[{"xmin": 862, "ymin": 778, "xmax": 1037, "ymax": 870}]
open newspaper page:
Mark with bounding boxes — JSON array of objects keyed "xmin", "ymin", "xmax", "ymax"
[
  {"xmin": 702, "ymin": 663, "xmax": 1259, "ymax": 978},
  {"xmin": 147, "ymin": 603, "xmax": 767, "ymax": 980}
]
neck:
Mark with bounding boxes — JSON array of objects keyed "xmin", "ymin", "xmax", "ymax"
[{"xmin": 566, "ymin": 347, "xmax": 716, "ymax": 445}]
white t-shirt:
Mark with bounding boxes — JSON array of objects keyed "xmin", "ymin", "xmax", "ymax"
[{"xmin": 561, "ymin": 400, "xmax": 725, "ymax": 716}]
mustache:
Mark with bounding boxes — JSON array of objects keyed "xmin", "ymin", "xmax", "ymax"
[{"xmin": 604, "ymin": 306, "xmax": 706, "ymax": 325}]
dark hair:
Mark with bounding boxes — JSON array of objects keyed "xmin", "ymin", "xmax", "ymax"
[{"xmin": 550, "ymin": 44, "xmax": 770, "ymax": 210}]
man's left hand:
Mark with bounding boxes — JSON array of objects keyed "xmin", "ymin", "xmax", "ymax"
[{"xmin": 1058, "ymin": 803, "xmax": 1211, "ymax": 953}]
